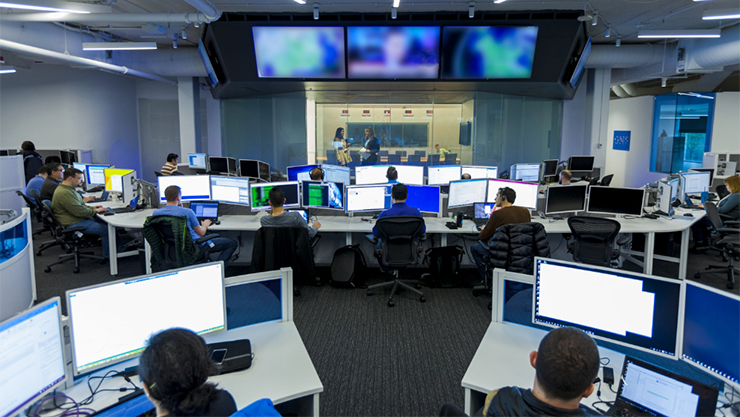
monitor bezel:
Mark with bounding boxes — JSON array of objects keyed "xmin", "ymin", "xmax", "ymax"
[
  {"xmin": 344, "ymin": 184, "xmax": 392, "ymax": 213},
  {"xmin": 427, "ymin": 165, "xmax": 463, "ymax": 186},
  {"xmin": 486, "ymin": 178, "xmax": 540, "ymax": 210},
  {"xmin": 587, "ymin": 185, "xmax": 645, "ymax": 216},
  {"xmin": 544, "ymin": 184, "xmax": 587, "ymax": 215},
  {"xmin": 249, "ymin": 181, "xmax": 301, "ymax": 212},
  {"xmin": 187, "ymin": 153, "xmax": 208, "ymax": 170},
  {"xmin": 209, "ymin": 175, "xmax": 251, "ymax": 206},
  {"xmin": 157, "ymin": 174, "xmax": 212, "ymax": 203},
  {"xmin": 208, "ymin": 156, "xmax": 230, "ymax": 174},
  {"xmin": 301, "ymin": 180, "xmax": 345, "ymax": 211},
  {"xmin": 66, "ymin": 262, "xmax": 227, "ymax": 377},
  {"xmin": 286, "ymin": 164, "xmax": 321, "ymax": 182},
  {"xmin": 567, "ymin": 155, "xmax": 595, "ymax": 173},
  {"xmin": 532, "ymin": 257, "xmax": 683, "ymax": 360},
  {"xmin": 510, "ymin": 162, "xmax": 541, "ymax": 182},
  {"xmin": 238, "ymin": 159, "xmax": 261, "ymax": 179},
  {"xmin": 448, "ymin": 178, "xmax": 489, "ymax": 208},
  {"xmin": 405, "ymin": 184, "xmax": 442, "ymax": 214},
  {"xmin": 461, "ymin": 165, "xmax": 499, "ymax": 179},
  {"xmin": 84, "ymin": 164, "xmax": 110, "ymax": 190},
  {"xmin": 320, "ymin": 164, "xmax": 351, "ymax": 185}
]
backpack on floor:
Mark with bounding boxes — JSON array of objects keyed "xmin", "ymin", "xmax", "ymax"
[
  {"xmin": 422, "ymin": 245, "xmax": 465, "ymax": 288},
  {"xmin": 330, "ymin": 244, "xmax": 367, "ymax": 288}
]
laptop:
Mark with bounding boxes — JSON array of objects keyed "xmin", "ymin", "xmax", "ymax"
[
  {"xmin": 473, "ymin": 202, "xmax": 495, "ymax": 227},
  {"xmin": 110, "ymin": 196, "xmax": 139, "ymax": 214},
  {"xmin": 91, "ymin": 190, "xmax": 109, "ymax": 203},
  {"xmin": 90, "ymin": 389, "xmax": 154, "ymax": 417},
  {"xmin": 288, "ymin": 209, "xmax": 308, "ymax": 223},
  {"xmin": 190, "ymin": 201, "xmax": 219, "ymax": 223},
  {"xmin": 607, "ymin": 356, "xmax": 719, "ymax": 417}
]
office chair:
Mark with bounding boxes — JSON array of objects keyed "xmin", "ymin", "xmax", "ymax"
[
  {"xmin": 444, "ymin": 153, "xmax": 457, "ymax": 165},
  {"xmin": 589, "ymin": 177, "xmax": 600, "ymax": 186},
  {"xmin": 34, "ymin": 193, "xmax": 65, "ymax": 255},
  {"xmin": 428, "ymin": 154, "xmax": 441, "ymax": 165},
  {"xmin": 716, "ymin": 184, "xmax": 730, "ymax": 200},
  {"xmin": 387, "ymin": 154, "xmax": 402, "ymax": 164},
  {"xmin": 472, "ymin": 222, "xmax": 550, "ymax": 308},
  {"xmin": 600, "ymin": 174, "xmax": 614, "ymax": 186},
  {"xmin": 143, "ymin": 215, "xmax": 220, "ymax": 272},
  {"xmin": 693, "ymin": 202, "xmax": 739, "ymax": 289},
  {"xmin": 395, "ymin": 150, "xmax": 407, "ymax": 157},
  {"xmin": 414, "ymin": 150, "xmax": 426, "ymax": 156},
  {"xmin": 251, "ymin": 227, "xmax": 317, "ymax": 296},
  {"xmin": 40, "ymin": 201, "xmax": 105, "ymax": 273},
  {"xmin": 378, "ymin": 150, "xmax": 389, "ymax": 157},
  {"xmin": 407, "ymin": 154, "xmax": 422, "ymax": 165},
  {"xmin": 154, "ymin": 171, "xmax": 163, "ymax": 177},
  {"xmin": 16, "ymin": 190, "xmax": 45, "ymax": 229},
  {"xmin": 567, "ymin": 216, "xmax": 629, "ymax": 267},
  {"xmin": 367, "ymin": 216, "xmax": 427, "ymax": 307}
]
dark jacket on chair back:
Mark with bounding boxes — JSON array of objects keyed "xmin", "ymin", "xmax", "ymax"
[{"xmin": 488, "ymin": 222, "xmax": 550, "ymax": 274}]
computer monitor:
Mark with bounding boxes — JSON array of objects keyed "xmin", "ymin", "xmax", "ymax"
[
  {"xmin": 428, "ymin": 165, "xmax": 462, "ymax": 186},
  {"xmin": 227, "ymin": 158, "xmax": 237, "ymax": 176},
  {"xmin": 679, "ymin": 171, "xmax": 711, "ymax": 196},
  {"xmin": 258, "ymin": 162, "xmax": 271, "ymax": 181},
  {"xmin": 302, "ymin": 181, "xmax": 344, "ymax": 210},
  {"xmin": 567, "ymin": 155, "xmax": 595, "ymax": 173},
  {"xmin": 210, "ymin": 176, "xmax": 251, "ymax": 206},
  {"xmin": 448, "ymin": 179, "xmax": 488, "ymax": 208},
  {"xmin": 656, "ymin": 181, "xmax": 675, "ymax": 216},
  {"xmin": 188, "ymin": 153, "xmax": 207, "ymax": 170},
  {"xmin": 72, "ymin": 162, "xmax": 87, "ymax": 171},
  {"xmin": 682, "ymin": 281, "xmax": 740, "ymax": 386},
  {"xmin": 588, "ymin": 186, "xmax": 645, "ymax": 216},
  {"xmin": 461, "ymin": 165, "xmax": 498, "ymax": 179},
  {"xmin": 540, "ymin": 159, "xmax": 559, "ymax": 181},
  {"xmin": 189, "ymin": 201, "xmax": 219, "ymax": 219},
  {"xmin": 688, "ymin": 168, "xmax": 714, "ymax": 184},
  {"xmin": 355, "ymin": 165, "xmax": 397, "ymax": 185},
  {"xmin": 104, "ymin": 168, "xmax": 134, "ymax": 193},
  {"xmin": 321, "ymin": 164, "xmax": 351, "ymax": 185},
  {"xmin": 60, "ymin": 150, "xmax": 76, "ymax": 165},
  {"xmin": 474, "ymin": 202, "xmax": 495, "ymax": 221},
  {"xmin": 487, "ymin": 179, "xmax": 539, "ymax": 210},
  {"xmin": 287, "ymin": 164, "xmax": 320, "ymax": 182},
  {"xmin": 393, "ymin": 165, "xmax": 425, "ymax": 185},
  {"xmin": 345, "ymin": 184, "xmax": 392, "ymax": 212},
  {"xmin": 545, "ymin": 185, "xmax": 587, "ymax": 214},
  {"xmin": 510, "ymin": 163, "xmax": 540, "ymax": 182},
  {"xmin": 208, "ymin": 156, "xmax": 230, "ymax": 175},
  {"xmin": 533, "ymin": 258, "xmax": 682, "ymax": 358},
  {"xmin": 250, "ymin": 181, "xmax": 300, "ymax": 211},
  {"xmin": 239, "ymin": 159, "xmax": 260, "ymax": 179},
  {"xmin": 84, "ymin": 164, "xmax": 110, "ymax": 190},
  {"xmin": 668, "ymin": 177, "xmax": 679, "ymax": 201},
  {"xmin": 67, "ymin": 262, "xmax": 226, "ymax": 376},
  {"xmin": 0, "ymin": 297, "xmax": 66, "ymax": 417},
  {"xmin": 405, "ymin": 185, "xmax": 441, "ymax": 214},
  {"xmin": 157, "ymin": 175, "xmax": 211, "ymax": 202},
  {"xmin": 121, "ymin": 171, "xmax": 138, "ymax": 205}
]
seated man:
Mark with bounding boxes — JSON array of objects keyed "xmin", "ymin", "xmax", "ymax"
[
  {"xmin": 26, "ymin": 164, "xmax": 50, "ymax": 199},
  {"xmin": 471, "ymin": 187, "xmax": 531, "ymax": 281},
  {"xmin": 560, "ymin": 169, "xmax": 573, "ymax": 185},
  {"xmin": 481, "ymin": 327, "xmax": 600, "ymax": 416},
  {"xmin": 40, "ymin": 162, "xmax": 63, "ymax": 201},
  {"xmin": 153, "ymin": 186, "xmax": 238, "ymax": 265},
  {"xmin": 435, "ymin": 144, "xmax": 451, "ymax": 157},
  {"xmin": 387, "ymin": 166, "xmax": 399, "ymax": 184},
  {"xmin": 51, "ymin": 168, "xmax": 113, "ymax": 258},
  {"xmin": 371, "ymin": 183, "xmax": 426, "ymax": 242},
  {"xmin": 160, "ymin": 153, "xmax": 179, "ymax": 176},
  {"xmin": 261, "ymin": 187, "xmax": 321, "ymax": 238},
  {"xmin": 309, "ymin": 167, "xmax": 324, "ymax": 181}
]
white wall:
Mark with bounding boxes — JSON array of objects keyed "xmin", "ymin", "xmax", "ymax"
[
  {"xmin": 0, "ymin": 65, "xmax": 140, "ymax": 173},
  {"xmin": 711, "ymin": 92, "xmax": 740, "ymax": 153},
  {"xmin": 605, "ymin": 96, "xmax": 666, "ymax": 188}
]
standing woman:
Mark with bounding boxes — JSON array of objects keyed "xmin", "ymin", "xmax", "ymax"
[
  {"xmin": 362, "ymin": 127, "xmax": 380, "ymax": 164},
  {"xmin": 334, "ymin": 127, "xmax": 352, "ymax": 166}
]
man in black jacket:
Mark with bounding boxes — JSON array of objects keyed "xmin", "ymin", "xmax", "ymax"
[{"xmin": 21, "ymin": 141, "xmax": 44, "ymax": 184}]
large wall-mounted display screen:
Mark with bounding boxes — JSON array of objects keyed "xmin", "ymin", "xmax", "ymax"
[
  {"xmin": 441, "ymin": 26, "xmax": 538, "ymax": 79},
  {"xmin": 253, "ymin": 26, "xmax": 346, "ymax": 78},
  {"xmin": 347, "ymin": 26, "xmax": 440, "ymax": 79}
]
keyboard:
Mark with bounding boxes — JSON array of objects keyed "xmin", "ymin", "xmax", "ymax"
[{"xmin": 110, "ymin": 206, "xmax": 136, "ymax": 214}]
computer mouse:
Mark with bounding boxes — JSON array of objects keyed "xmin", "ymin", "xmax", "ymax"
[
  {"xmin": 103, "ymin": 211, "xmax": 115, "ymax": 216},
  {"xmin": 683, "ymin": 213, "xmax": 693, "ymax": 217}
]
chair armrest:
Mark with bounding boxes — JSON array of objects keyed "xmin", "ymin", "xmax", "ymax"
[
  {"xmin": 196, "ymin": 233, "xmax": 220, "ymax": 244},
  {"xmin": 63, "ymin": 227, "xmax": 86, "ymax": 234},
  {"xmin": 717, "ymin": 228, "xmax": 740, "ymax": 234},
  {"xmin": 419, "ymin": 234, "xmax": 427, "ymax": 242},
  {"xmin": 720, "ymin": 213, "xmax": 733, "ymax": 221}
]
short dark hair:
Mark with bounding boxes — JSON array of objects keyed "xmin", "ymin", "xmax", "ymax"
[
  {"xmin": 268, "ymin": 187, "xmax": 285, "ymax": 207},
  {"xmin": 536, "ymin": 327, "xmax": 600, "ymax": 401},
  {"xmin": 386, "ymin": 166, "xmax": 398, "ymax": 181},
  {"xmin": 391, "ymin": 183, "xmax": 408, "ymax": 200},
  {"xmin": 48, "ymin": 162, "xmax": 63, "ymax": 173},
  {"xmin": 139, "ymin": 328, "xmax": 219, "ymax": 416},
  {"xmin": 499, "ymin": 187, "xmax": 516, "ymax": 203},
  {"xmin": 561, "ymin": 170, "xmax": 572, "ymax": 181},
  {"xmin": 310, "ymin": 167, "xmax": 324, "ymax": 181},
  {"xmin": 435, "ymin": 144, "xmax": 440, "ymax": 147},
  {"xmin": 164, "ymin": 185, "xmax": 181, "ymax": 202},
  {"xmin": 39, "ymin": 165, "xmax": 51, "ymax": 175},
  {"xmin": 461, "ymin": 173, "xmax": 471, "ymax": 180},
  {"xmin": 167, "ymin": 153, "xmax": 179, "ymax": 163},
  {"xmin": 21, "ymin": 141, "xmax": 35, "ymax": 151},
  {"xmin": 63, "ymin": 168, "xmax": 82, "ymax": 181}
]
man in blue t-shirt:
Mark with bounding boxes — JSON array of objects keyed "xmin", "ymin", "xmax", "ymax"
[
  {"xmin": 152, "ymin": 185, "xmax": 238, "ymax": 266},
  {"xmin": 26, "ymin": 164, "xmax": 50, "ymax": 199},
  {"xmin": 372, "ymin": 183, "xmax": 426, "ymax": 239}
]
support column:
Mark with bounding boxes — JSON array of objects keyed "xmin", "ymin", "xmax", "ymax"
[
  {"xmin": 205, "ymin": 92, "xmax": 221, "ymax": 157},
  {"xmin": 178, "ymin": 77, "xmax": 201, "ymax": 157},
  {"xmin": 587, "ymin": 68, "xmax": 611, "ymax": 171}
]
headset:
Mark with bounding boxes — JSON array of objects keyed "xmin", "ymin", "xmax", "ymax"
[{"xmin": 310, "ymin": 166, "xmax": 324, "ymax": 181}]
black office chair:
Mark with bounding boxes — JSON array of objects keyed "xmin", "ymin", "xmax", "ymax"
[
  {"xmin": 40, "ymin": 201, "xmax": 105, "ymax": 273},
  {"xmin": 567, "ymin": 216, "xmax": 628, "ymax": 267},
  {"xmin": 251, "ymin": 227, "xmax": 317, "ymax": 296},
  {"xmin": 693, "ymin": 202, "xmax": 739, "ymax": 289},
  {"xmin": 16, "ymin": 190, "xmax": 44, "ymax": 229},
  {"xmin": 716, "ymin": 184, "xmax": 730, "ymax": 200},
  {"xmin": 407, "ymin": 155, "xmax": 422, "ymax": 165},
  {"xmin": 367, "ymin": 216, "xmax": 427, "ymax": 307},
  {"xmin": 589, "ymin": 177, "xmax": 600, "ymax": 186},
  {"xmin": 428, "ymin": 154, "xmax": 441, "ymax": 165},
  {"xmin": 600, "ymin": 174, "xmax": 614, "ymax": 186},
  {"xmin": 444, "ymin": 153, "xmax": 457, "ymax": 165},
  {"xmin": 414, "ymin": 150, "xmax": 426, "ymax": 156},
  {"xmin": 154, "ymin": 171, "xmax": 163, "ymax": 177},
  {"xmin": 33, "ymin": 193, "xmax": 65, "ymax": 255},
  {"xmin": 143, "ymin": 215, "xmax": 220, "ymax": 272},
  {"xmin": 395, "ymin": 150, "xmax": 407, "ymax": 157},
  {"xmin": 387, "ymin": 154, "xmax": 402, "ymax": 164}
]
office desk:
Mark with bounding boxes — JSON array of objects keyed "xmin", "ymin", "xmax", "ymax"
[
  {"xmin": 53, "ymin": 321, "xmax": 323, "ymax": 416},
  {"xmin": 461, "ymin": 321, "xmax": 624, "ymax": 416}
]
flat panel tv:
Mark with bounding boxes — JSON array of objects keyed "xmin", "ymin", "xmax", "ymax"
[
  {"xmin": 347, "ymin": 26, "xmax": 440, "ymax": 79},
  {"xmin": 253, "ymin": 27, "xmax": 345, "ymax": 79}
]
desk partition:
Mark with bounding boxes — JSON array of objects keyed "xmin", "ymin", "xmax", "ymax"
[
  {"xmin": 0, "ymin": 208, "xmax": 36, "ymax": 322},
  {"xmin": 224, "ymin": 267, "xmax": 294, "ymax": 329}
]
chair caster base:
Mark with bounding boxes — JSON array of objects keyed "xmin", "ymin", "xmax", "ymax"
[
  {"xmin": 694, "ymin": 273, "xmax": 701, "ymax": 279},
  {"xmin": 44, "ymin": 267, "xmax": 51, "ymax": 273},
  {"xmin": 388, "ymin": 300, "xmax": 395, "ymax": 307},
  {"xmin": 367, "ymin": 290, "xmax": 372, "ymax": 296},
  {"xmin": 728, "ymin": 283, "xmax": 735, "ymax": 290},
  {"xmin": 414, "ymin": 284, "xmax": 422, "ymax": 290},
  {"xmin": 420, "ymin": 296, "xmax": 426, "ymax": 302},
  {"xmin": 73, "ymin": 268, "xmax": 79, "ymax": 274}
]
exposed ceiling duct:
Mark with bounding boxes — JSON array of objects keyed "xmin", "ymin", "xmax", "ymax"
[{"xmin": 1, "ymin": 12, "xmax": 217, "ymax": 23}]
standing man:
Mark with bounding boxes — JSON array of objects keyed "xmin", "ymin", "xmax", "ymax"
[
  {"xmin": 435, "ymin": 144, "xmax": 451, "ymax": 158},
  {"xmin": 21, "ymin": 141, "xmax": 44, "ymax": 184},
  {"xmin": 161, "ymin": 153, "xmax": 179, "ymax": 176},
  {"xmin": 26, "ymin": 164, "xmax": 50, "ymax": 199}
]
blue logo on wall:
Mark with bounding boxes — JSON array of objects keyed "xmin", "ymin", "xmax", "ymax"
[{"xmin": 613, "ymin": 130, "xmax": 631, "ymax": 151}]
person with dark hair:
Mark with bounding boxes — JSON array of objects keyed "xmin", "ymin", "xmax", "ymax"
[
  {"xmin": 386, "ymin": 166, "xmax": 399, "ymax": 184},
  {"xmin": 260, "ymin": 187, "xmax": 320, "ymax": 238},
  {"xmin": 361, "ymin": 127, "xmax": 380, "ymax": 163},
  {"xmin": 152, "ymin": 186, "xmax": 238, "ymax": 265},
  {"xmin": 371, "ymin": 183, "xmax": 426, "ymax": 239},
  {"xmin": 140, "ymin": 328, "xmax": 237, "ymax": 417},
  {"xmin": 51, "ymin": 168, "xmax": 113, "ymax": 257},
  {"xmin": 161, "ymin": 153, "xmax": 179, "ymax": 176},
  {"xmin": 461, "ymin": 173, "xmax": 472, "ymax": 180},
  {"xmin": 40, "ymin": 162, "xmax": 65, "ymax": 201},
  {"xmin": 470, "ymin": 187, "xmax": 531, "ymax": 281},
  {"xmin": 334, "ymin": 127, "xmax": 352, "ymax": 166},
  {"xmin": 560, "ymin": 170, "xmax": 573, "ymax": 185},
  {"xmin": 26, "ymin": 164, "xmax": 50, "ymax": 199},
  {"xmin": 309, "ymin": 167, "xmax": 324, "ymax": 181},
  {"xmin": 44, "ymin": 155, "xmax": 61, "ymax": 165},
  {"xmin": 481, "ymin": 327, "xmax": 600, "ymax": 416},
  {"xmin": 21, "ymin": 141, "xmax": 44, "ymax": 184},
  {"xmin": 435, "ymin": 144, "xmax": 450, "ymax": 157}
]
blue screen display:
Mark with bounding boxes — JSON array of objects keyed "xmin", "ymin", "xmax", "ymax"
[
  {"xmin": 683, "ymin": 282, "xmax": 740, "ymax": 384},
  {"xmin": 442, "ymin": 26, "xmax": 538, "ymax": 79},
  {"xmin": 253, "ymin": 27, "xmax": 346, "ymax": 78},
  {"xmin": 348, "ymin": 26, "xmax": 440, "ymax": 79},
  {"xmin": 287, "ymin": 164, "xmax": 320, "ymax": 182},
  {"xmin": 405, "ymin": 185, "xmax": 441, "ymax": 213}
]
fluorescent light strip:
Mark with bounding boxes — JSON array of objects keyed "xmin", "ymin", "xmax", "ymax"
[
  {"xmin": 0, "ymin": 1, "xmax": 89, "ymax": 13},
  {"xmin": 293, "ymin": 0, "xmax": 306, "ymax": 3},
  {"xmin": 677, "ymin": 92, "xmax": 714, "ymax": 100},
  {"xmin": 392, "ymin": 0, "xmax": 400, "ymax": 8},
  {"xmin": 494, "ymin": 0, "xmax": 506, "ymax": 3},
  {"xmin": 702, "ymin": 9, "xmax": 740, "ymax": 20},
  {"xmin": 82, "ymin": 42, "xmax": 157, "ymax": 51},
  {"xmin": 637, "ymin": 29, "xmax": 721, "ymax": 38},
  {"xmin": 0, "ymin": 69, "xmax": 17, "ymax": 74}
]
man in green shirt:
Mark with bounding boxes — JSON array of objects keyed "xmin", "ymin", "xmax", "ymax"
[
  {"xmin": 52, "ymin": 168, "xmax": 113, "ymax": 258},
  {"xmin": 435, "ymin": 144, "xmax": 451, "ymax": 157}
]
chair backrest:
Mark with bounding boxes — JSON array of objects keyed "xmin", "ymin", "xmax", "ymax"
[
  {"xmin": 600, "ymin": 174, "xmax": 614, "ymax": 186},
  {"xmin": 154, "ymin": 171, "xmax": 163, "ymax": 177},
  {"xmin": 374, "ymin": 216, "xmax": 425, "ymax": 268},
  {"xmin": 567, "ymin": 216, "xmax": 621, "ymax": 267},
  {"xmin": 414, "ymin": 150, "xmax": 426, "ymax": 156},
  {"xmin": 38, "ymin": 200, "xmax": 66, "ymax": 240},
  {"xmin": 716, "ymin": 184, "xmax": 729, "ymax": 200},
  {"xmin": 387, "ymin": 154, "xmax": 402, "ymax": 164},
  {"xmin": 379, "ymin": 150, "xmax": 389, "ymax": 157},
  {"xmin": 29, "ymin": 189, "xmax": 44, "ymax": 208},
  {"xmin": 407, "ymin": 155, "xmax": 422, "ymax": 164},
  {"xmin": 17, "ymin": 190, "xmax": 37, "ymax": 208},
  {"xmin": 395, "ymin": 150, "xmax": 407, "ymax": 157},
  {"xmin": 251, "ymin": 227, "xmax": 315, "ymax": 282},
  {"xmin": 589, "ymin": 177, "xmax": 600, "ymax": 186},
  {"xmin": 704, "ymin": 202, "xmax": 725, "ymax": 230},
  {"xmin": 444, "ymin": 153, "xmax": 457, "ymax": 164},
  {"xmin": 142, "ymin": 215, "xmax": 200, "ymax": 272},
  {"xmin": 428, "ymin": 154, "xmax": 441, "ymax": 163}
]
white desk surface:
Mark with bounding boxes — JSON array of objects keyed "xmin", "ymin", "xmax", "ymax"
[{"xmin": 55, "ymin": 321, "xmax": 322, "ymax": 414}]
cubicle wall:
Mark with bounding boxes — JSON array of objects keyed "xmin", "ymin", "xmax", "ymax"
[
  {"xmin": 0, "ymin": 155, "xmax": 24, "ymax": 216},
  {"xmin": 0, "ymin": 208, "xmax": 36, "ymax": 321},
  {"xmin": 224, "ymin": 267, "xmax": 294, "ymax": 329}
]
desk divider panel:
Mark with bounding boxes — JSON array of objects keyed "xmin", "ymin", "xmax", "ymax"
[
  {"xmin": 492, "ymin": 269, "xmax": 534, "ymax": 324},
  {"xmin": 224, "ymin": 267, "xmax": 293, "ymax": 330}
]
